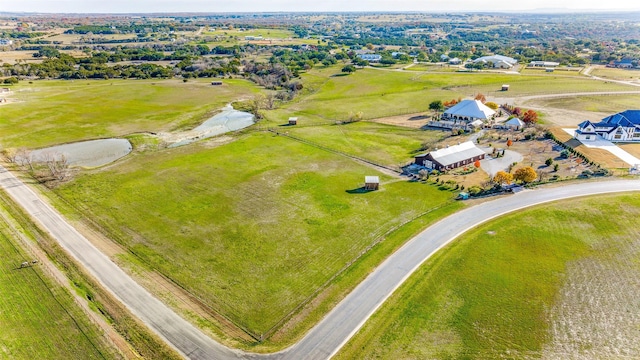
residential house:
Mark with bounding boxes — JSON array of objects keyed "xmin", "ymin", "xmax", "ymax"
[
  {"xmin": 612, "ymin": 59, "xmax": 634, "ymax": 68},
  {"xmin": 414, "ymin": 141, "xmax": 486, "ymax": 171},
  {"xmin": 357, "ymin": 54, "xmax": 382, "ymax": 62},
  {"xmin": 575, "ymin": 110, "xmax": 640, "ymax": 142},
  {"xmin": 529, "ymin": 61, "xmax": 560, "ymax": 67},
  {"xmin": 429, "ymin": 99, "xmax": 496, "ymax": 131}
]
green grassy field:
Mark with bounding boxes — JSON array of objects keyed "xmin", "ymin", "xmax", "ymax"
[
  {"xmin": 536, "ymin": 94, "xmax": 640, "ymax": 114},
  {"xmin": 262, "ymin": 67, "xmax": 639, "ymax": 124},
  {"xmin": 0, "ymin": 204, "xmax": 117, "ymax": 359},
  {"xmin": 336, "ymin": 193, "xmax": 640, "ymax": 359},
  {"xmin": 53, "ymin": 131, "xmax": 457, "ymax": 339},
  {"xmin": 0, "ymin": 78, "xmax": 260, "ymax": 149},
  {"xmin": 280, "ymin": 121, "xmax": 445, "ymax": 167}
]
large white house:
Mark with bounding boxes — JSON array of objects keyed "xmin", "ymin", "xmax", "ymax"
[
  {"xmin": 473, "ymin": 55, "xmax": 518, "ymax": 69},
  {"xmin": 575, "ymin": 110, "xmax": 640, "ymax": 142}
]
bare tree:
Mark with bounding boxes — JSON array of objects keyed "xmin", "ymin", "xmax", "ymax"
[
  {"xmin": 15, "ymin": 148, "xmax": 34, "ymax": 171},
  {"xmin": 43, "ymin": 152, "xmax": 70, "ymax": 181}
]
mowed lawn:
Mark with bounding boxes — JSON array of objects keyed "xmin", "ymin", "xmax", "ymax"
[
  {"xmin": 336, "ymin": 194, "xmax": 640, "ymax": 359},
  {"xmin": 0, "ymin": 210, "xmax": 116, "ymax": 359},
  {"xmin": 0, "ymin": 78, "xmax": 260, "ymax": 149},
  {"xmin": 54, "ymin": 131, "xmax": 456, "ymax": 335}
]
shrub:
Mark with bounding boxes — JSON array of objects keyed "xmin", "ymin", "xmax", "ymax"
[{"xmin": 545, "ymin": 158, "xmax": 553, "ymax": 166}]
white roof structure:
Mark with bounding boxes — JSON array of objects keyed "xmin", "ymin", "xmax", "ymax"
[
  {"xmin": 505, "ymin": 118, "xmax": 525, "ymax": 127},
  {"xmin": 429, "ymin": 142, "xmax": 486, "ymax": 167},
  {"xmin": 473, "ymin": 55, "xmax": 518, "ymax": 66},
  {"xmin": 444, "ymin": 100, "xmax": 495, "ymax": 120},
  {"xmin": 365, "ymin": 176, "xmax": 379, "ymax": 183}
]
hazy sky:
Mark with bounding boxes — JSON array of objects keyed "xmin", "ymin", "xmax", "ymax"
[{"xmin": 2, "ymin": 0, "xmax": 639, "ymax": 13}]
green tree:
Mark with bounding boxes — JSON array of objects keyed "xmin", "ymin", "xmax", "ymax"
[
  {"xmin": 429, "ymin": 100, "xmax": 444, "ymax": 113},
  {"xmin": 342, "ymin": 64, "xmax": 356, "ymax": 74}
]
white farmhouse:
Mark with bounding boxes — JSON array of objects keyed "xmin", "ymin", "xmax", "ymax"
[{"xmin": 575, "ymin": 110, "xmax": 640, "ymax": 142}]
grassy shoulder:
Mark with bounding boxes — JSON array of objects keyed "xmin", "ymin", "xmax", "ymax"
[
  {"xmin": 335, "ymin": 193, "xmax": 640, "ymax": 359},
  {"xmin": 0, "ymin": 78, "xmax": 260, "ymax": 149},
  {"xmin": 0, "ymin": 189, "xmax": 182, "ymax": 360},
  {"xmin": 52, "ymin": 130, "xmax": 457, "ymax": 341},
  {"xmin": 0, "ymin": 197, "xmax": 118, "ymax": 359}
]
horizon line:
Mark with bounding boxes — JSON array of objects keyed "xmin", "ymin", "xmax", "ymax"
[{"xmin": 3, "ymin": 8, "xmax": 640, "ymax": 15}]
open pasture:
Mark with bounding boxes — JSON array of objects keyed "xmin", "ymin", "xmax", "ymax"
[
  {"xmin": 337, "ymin": 193, "xmax": 640, "ymax": 359},
  {"xmin": 265, "ymin": 67, "xmax": 639, "ymax": 124},
  {"xmin": 532, "ymin": 93, "xmax": 640, "ymax": 115},
  {"xmin": 54, "ymin": 131, "xmax": 458, "ymax": 339},
  {"xmin": 0, "ymin": 205, "xmax": 117, "ymax": 359},
  {"xmin": 590, "ymin": 67, "xmax": 640, "ymax": 82},
  {"xmin": 279, "ymin": 121, "xmax": 445, "ymax": 167},
  {"xmin": 0, "ymin": 78, "xmax": 260, "ymax": 149}
]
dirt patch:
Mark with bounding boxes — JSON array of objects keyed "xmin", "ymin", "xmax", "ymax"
[{"xmin": 368, "ymin": 112, "xmax": 433, "ymax": 129}]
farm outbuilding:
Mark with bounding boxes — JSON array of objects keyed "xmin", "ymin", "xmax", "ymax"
[
  {"xmin": 288, "ymin": 117, "xmax": 298, "ymax": 125},
  {"xmin": 364, "ymin": 176, "xmax": 380, "ymax": 190},
  {"xmin": 415, "ymin": 141, "xmax": 486, "ymax": 171},
  {"xmin": 501, "ymin": 84, "xmax": 510, "ymax": 91}
]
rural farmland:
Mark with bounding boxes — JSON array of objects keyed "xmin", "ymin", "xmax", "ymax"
[{"xmin": 2, "ymin": 8, "xmax": 640, "ymax": 360}]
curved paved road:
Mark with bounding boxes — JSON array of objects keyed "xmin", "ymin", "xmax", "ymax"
[{"xmin": 1, "ymin": 165, "xmax": 639, "ymax": 359}]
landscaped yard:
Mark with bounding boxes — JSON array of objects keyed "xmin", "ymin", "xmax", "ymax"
[
  {"xmin": 336, "ymin": 193, "xmax": 640, "ymax": 359},
  {"xmin": 0, "ymin": 204, "xmax": 118, "ymax": 359},
  {"xmin": 53, "ymin": 131, "xmax": 460, "ymax": 342}
]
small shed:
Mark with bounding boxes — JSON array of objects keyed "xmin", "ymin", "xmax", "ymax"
[
  {"xmin": 364, "ymin": 176, "xmax": 380, "ymax": 191},
  {"xmin": 501, "ymin": 84, "xmax": 510, "ymax": 91},
  {"xmin": 288, "ymin": 117, "xmax": 298, "ymax": 125},
  {"xmin": 211, "ymin": 81, "xmax": 223, "ymax": 85}
]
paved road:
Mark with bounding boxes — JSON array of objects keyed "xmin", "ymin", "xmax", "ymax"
[
  {"xmin": 0, "ymin": 166, "xmax": 244, "ymax": 360},
  {"xmin": 2, "ymin": 164, "xmax": 639, "ymax": 359}
]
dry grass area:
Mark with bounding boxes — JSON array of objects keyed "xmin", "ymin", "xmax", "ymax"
[
  {"xmin": 0, "ymin": 51, "xmax": 39, "ymax": 64},
  {"xmin": 368, "ymin": 112, "xmax": 433, "ymax": 128},
  {"xmin": 543, "ymin": 225, "xmax": 640, "ymax": 359},
  {"xmin": 617, "ymin": 143, "xmax": 640, "ymax": 159},
  {"xmin": 548, "ymin": 127, "xmax": 629, "ymax": 169}
]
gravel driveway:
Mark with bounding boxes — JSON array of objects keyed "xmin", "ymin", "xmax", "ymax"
[{"xmin": 480, "ymin": 147, "xmax": 524, "ymax": 176}]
